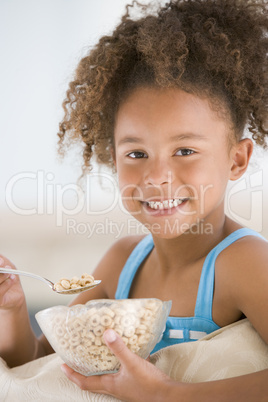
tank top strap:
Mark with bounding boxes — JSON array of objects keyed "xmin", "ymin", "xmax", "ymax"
[
  {"xmin": 115, "ymin": 234, "xmax": 154, "ymax": 299},
  {"xmin": 194, "ymin": 228, "xmax": 266, "ymax": 320}
]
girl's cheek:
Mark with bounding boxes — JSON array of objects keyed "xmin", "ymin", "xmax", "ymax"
[{"xmin": 118, "ymin": 165, "xmax": 142, "ymax": 187}]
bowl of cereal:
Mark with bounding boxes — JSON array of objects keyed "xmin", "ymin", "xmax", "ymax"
[{"xmin": 35, "ymin": 298, "xmax": 172, "ymax": 376}]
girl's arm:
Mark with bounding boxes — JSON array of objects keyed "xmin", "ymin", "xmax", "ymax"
[
  {"xmin": 0, "ymin": 255, "xmax": 42, "ymax": 367},
  {"xmin": 61, "ymin": 328, "xmax": 268, "ymax": 402},
  {"xmin": 0, "ymin": 255, "xmax": 56, "ymax": 367},
  {"xmin": 0, "ymin": 236, "xmax": 140, "ymax": 367}
]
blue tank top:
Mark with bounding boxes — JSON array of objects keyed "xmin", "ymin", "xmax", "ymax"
[{"xmin": 115, "ymin": 228, "xmax": 266, "ymax": 353}]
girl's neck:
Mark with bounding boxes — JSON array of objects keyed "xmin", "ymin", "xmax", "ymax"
[{"xmin": 151, "ymin": 215, "xmax": 240, "ymax": 275}]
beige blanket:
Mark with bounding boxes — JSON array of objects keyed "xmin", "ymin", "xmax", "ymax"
[{"xmin": 0, "ymin": 319, "xmax": 267, "ymax": 401}]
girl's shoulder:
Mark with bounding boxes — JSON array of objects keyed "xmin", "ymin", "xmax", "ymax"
[
  {"xmin": 215, "ymin": 231, "xmax": 268, "ymax": 342},
  {"xmin": 218, "ymin": 230, "xmax": 268, "ymax": 267},
  {"xmin": 216, "ymin": 218, "xmax": 268, "ymax": 271},
  {"xmin": 216, "ymin": 229, "xmax": 268, "ymax": 283}
]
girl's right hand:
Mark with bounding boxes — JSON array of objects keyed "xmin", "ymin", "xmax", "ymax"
[{"xmin": 0, "ymin": 255, "xmax": 25, "ymax": 310}]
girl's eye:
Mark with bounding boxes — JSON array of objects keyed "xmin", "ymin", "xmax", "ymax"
[
  {"xmin": 175, "ymin": 148, "xmax": 195, "ymax": 156},
  {"xmin": 127, "ymin": 151, "xmax": 148, "ymax": 159}
]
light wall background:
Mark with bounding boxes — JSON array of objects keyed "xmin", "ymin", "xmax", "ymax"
[{"xmin": 0, "ymin": 0, "xmax": 267, "ymax": 320}]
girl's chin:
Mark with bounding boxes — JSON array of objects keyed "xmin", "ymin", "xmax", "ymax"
[
  {"xmin": 136, "ymin": 216, "xmax": 193, "ymax": 239},
  {"xmin": 148, "ymin": 231, "xmax": 186, "ymax": 240}
]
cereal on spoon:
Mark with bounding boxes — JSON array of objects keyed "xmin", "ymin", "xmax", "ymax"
[{"xmin": 54, "ymin": 273, "xmax": 95, "ymax": 292}]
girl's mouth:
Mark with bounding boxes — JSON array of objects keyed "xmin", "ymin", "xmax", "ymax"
[{"xmin": 145, "ymin": 198, "xmax": 189, "ymax": 210}]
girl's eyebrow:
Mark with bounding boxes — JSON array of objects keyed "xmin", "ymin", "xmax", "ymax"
[
  {"xmin": 117, "ymin": 136, "xmax": 144, "ymax": 146},
  {"xmin": 118, "ymin": 132, "xmax": 208, "ymax": 146},
  {"xmin": 170, "ymin": 133, "xmax": 209, "ymax": 142}
]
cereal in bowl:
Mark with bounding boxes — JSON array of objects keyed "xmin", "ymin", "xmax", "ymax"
[{"xmin": 36, "ymin": 298, "xmax": 172, "ymax": 376}]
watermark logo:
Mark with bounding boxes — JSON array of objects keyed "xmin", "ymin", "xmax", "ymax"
[
  {"xmin": 226, "ymin": 170, "xmax": 263, "ymax": 232},
  {"xmin": 5, "ymin": 171, "xmax": 119, "ymax": 226},
  {"xmin": 66, "ymin": 217, "xmax": 213, "ymax": 238},
  {"xmin": 5, "ymin": 168, "xmax": 264, "ymax": 234}
]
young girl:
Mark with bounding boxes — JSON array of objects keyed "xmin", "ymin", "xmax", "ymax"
[{"xmin": 1, "ymin": 0, "xmax": 268, "ymax": 400}]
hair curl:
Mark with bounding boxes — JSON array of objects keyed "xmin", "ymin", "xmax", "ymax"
[{"xmin": 58, "ymin": 0, "xmax": 268, "ymax": 174}]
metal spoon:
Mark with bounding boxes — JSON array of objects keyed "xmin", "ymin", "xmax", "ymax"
[{"xmin": 0, "ymin": 267, "xmax": 101, "ymax": 294}]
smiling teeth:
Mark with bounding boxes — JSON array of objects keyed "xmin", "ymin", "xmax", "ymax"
[{"xmin": 147, "ymin": 199, "xmax": 186, "ymax": 210}]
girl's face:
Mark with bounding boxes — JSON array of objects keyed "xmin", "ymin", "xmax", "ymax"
[{"xmin": 113, "ymin": 87, "xmax": 240, "ymax": 238}]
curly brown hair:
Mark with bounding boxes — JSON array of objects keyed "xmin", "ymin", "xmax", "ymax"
[{"xmin": 58, "ymin": 0, "xmax": 268, "ymax": 174}]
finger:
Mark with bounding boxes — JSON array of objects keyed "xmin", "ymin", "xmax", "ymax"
[
  {"xmin": 0, "ymin": 276, "xmax": 15, "ymax": 305},
  {"xmin": 0, "ymin": 270, "xmax": 18, "ymax": 285},
  {"xmin": 61, "ymin": 364, "xmax": 109, "ymax": 393},
  {"xmin": 61, "ymin": 364, "xmax": 88, "ymax": 388},
  {"xmin": 103, "ymin": 329, "xmax": 137, "ymax": 366},
  {"xmin": 0, "ymin": 255, "xmax": 15, "ymax": 268},
  {"xmin": 0, "ymin": 273, "xmax": 12, "ymax": 285},
  {"xmin": 0, "ymin": 258, "xmax": 19, "ymax": 285},
  {"xmin": 0, "ymin": 265, "xmax": 15, "ymax": 274}
]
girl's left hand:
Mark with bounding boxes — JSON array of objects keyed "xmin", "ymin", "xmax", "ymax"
[{"xmin": 61, "ymin": 329, "xmax": 174, "ymax": 402}]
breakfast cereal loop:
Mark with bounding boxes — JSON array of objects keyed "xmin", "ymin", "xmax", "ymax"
[
  {"xmin": 93, "ymin": 325, "xmax": 105, "ymax": 337},
  {"xmin": 129, "ymin": 344, "xmax": 140, "ymax": 353},
  {"xmin": 144, "ymin": 299, "xmax": 161, "ymax": 312},
  {"xmin": 52, "ymin": 314, "xmax": 65, "ymax": 326},
  {"xmin": 68, "ymin": 317, "xmax": 84, "ymax": 332},
  {"xmin": 114, "ymin": 326, "xmax": 123, "ymax": 337},
  {"xmin": 60, "ymin": 279, "xmax": 70, "ymax": 289},
  {"xmin": 142, "ymin": 309, "xmax": 153, "ymax": 321},
  {"xmin": 75, "ymin": 345, "xmax": 85, "ymax": 356},
  {"xmin": 99, "ymin": 306, "xmax": 115, "ymax": 318},
  {"xmin": 94, "ymin": 336, "xmax": 103, "ymax": 346},
  {"xmin": 55, "ymin": 325, "xmax": 65, "ymax": 337},
  {"xmin": 120, "ymin": 314, "xmax": 136, "ymax": 327},
  {"xmin": 85, "ymin": 307, "xmax": 98, "ymax": 316},
  {"xmin": 85, "ymin": 331, "xmax": 96, "ymax": 343},
  {"xmin": 89, "ymin": 313, "xmax": 101, "ymax": 327},
  {"xmin": 69, "ymin": 333, "xmax": 81, "ymax": 347},
  {"xmin": 123, "ymin": 326, "xmax": 136, "ymax": 338},
  {"xmin": 128, "ymin": 334, "xmax": 138, "ymax": 345},
  {"xmin": 58, "ymin": 338, "xmax": 68, "ymax": 349},
  {"xmin": 136, "ymin": 324, "xmax": 147, "ymax": 335},
  {"xmin": 100, "ymin": 314, "xmax": 113, "ymax": 327}
]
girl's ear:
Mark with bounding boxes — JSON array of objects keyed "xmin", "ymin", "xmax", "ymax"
[{"xmin": 229, "ymin": 138, "xmax": 253, "ymax": 181}]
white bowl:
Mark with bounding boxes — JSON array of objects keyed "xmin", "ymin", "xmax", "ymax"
[{"xmin": 36, "ymin": 298, "xmax": 172, "ymax": 376}]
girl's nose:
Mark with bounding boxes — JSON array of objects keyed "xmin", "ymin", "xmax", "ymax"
[{"xmin": 144, "ymin": 158, "xmax": 173, "ymax": 186}]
